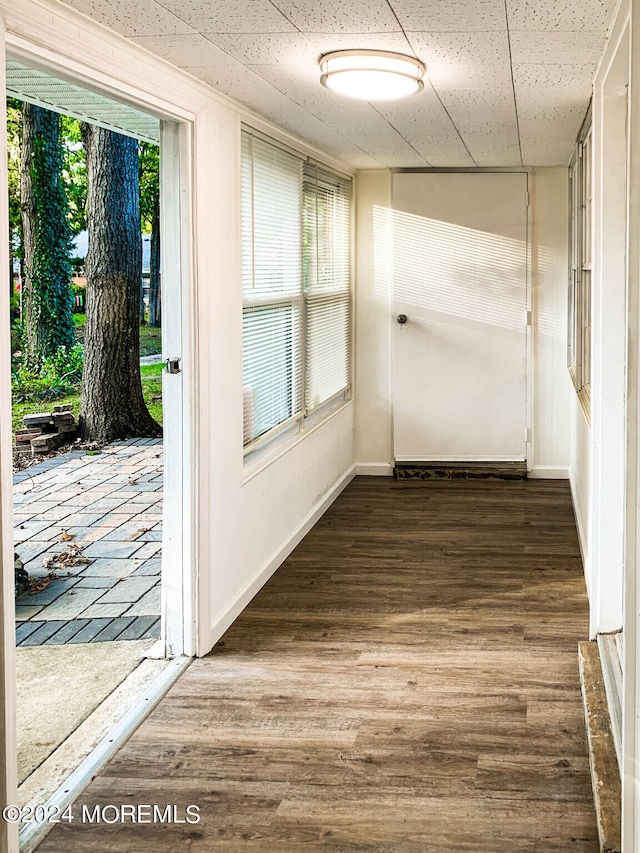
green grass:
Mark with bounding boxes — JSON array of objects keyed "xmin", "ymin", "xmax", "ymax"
[
  {"xmin": 140, "ymin": 362, "xmax": 163, "ymax": 377},
  {"xmin": 72, "ymin": 315, "xmax": 161, "ymax": 357},
  {"xmin": 12, "ymin": 377, "xmax": 163, "ymax": 435}
]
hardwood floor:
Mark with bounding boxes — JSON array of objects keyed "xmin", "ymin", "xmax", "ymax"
[{"xmin": 40, "ymin": 478, "xmax": 598, "ymax": 852}]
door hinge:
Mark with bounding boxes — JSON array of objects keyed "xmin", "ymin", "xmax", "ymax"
[
  {"xmin": 525, "ymin": 426, "xmax": 531, "ymax": 443},
  {"xmin": 165, "ymin": 357, "xmax": 181, "ymax": 374},
  {"xmin": 525, "ymin": 191, "xmax": 530, "ymax": 207},
  {"xmin": 526, "ymin": 310, "xmax": 532, "ymax": 326}
]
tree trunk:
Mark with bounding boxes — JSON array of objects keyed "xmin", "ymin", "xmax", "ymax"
[
  {"xmin": 79, "ymin": 124, "xmax": 161, "ymax": 442},
  {"xmin": 20, "ymin": 104, "xmax": 75, "ymax": 365},
  {"xmin": 148, "ymin": 196, "xmax": 161, "ymax": 327}
]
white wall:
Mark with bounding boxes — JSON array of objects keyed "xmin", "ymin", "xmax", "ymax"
[
  {"xmin": 354, "ymin": 170, "xmax": 393, "ymax": 474},
  {"xmin": 354, "ymin": 167, "xmax": 571, "ymax": 479},
  {"xmin": 181, "ymin": 83, "xmax": 357, "ymax": 655},
  {"xmin": 530, "ymin": 168, "xmax": 572, "ymax": 478}
]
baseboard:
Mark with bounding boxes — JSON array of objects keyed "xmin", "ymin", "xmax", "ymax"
[
  {"xmin": 207, "ymin": 464, "xmax": 356, "ymax": 647},
  {"xmin": 527, "ymin": 465, "xmax": 570, "ymax": 479},
  {"xmin": 354, "ymin": 463, "xmax": 394, "ymax": 476},
  {"xmin": 569, "ymin": 473, "xmax": 590, "ymax": 595}
]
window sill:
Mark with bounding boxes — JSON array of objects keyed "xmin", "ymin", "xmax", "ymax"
[{"xmin": 242, "ymin": 396, "xmax": 352, "ymax": 485}]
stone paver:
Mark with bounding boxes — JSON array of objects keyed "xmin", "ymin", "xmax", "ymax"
[
  {"xmin": 82, "ymin": 540, "xmax": 144, "ymax": 559},
  {"xmin": 14, "ymin": 440, "xmax": 163, "ymax": 645},
  {"xmin": 126, "ymin": 584, "xmax": 161, "ymax": 617}
]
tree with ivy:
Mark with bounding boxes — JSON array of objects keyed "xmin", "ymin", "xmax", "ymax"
[
  {"xmin": 139, "ymin": 141, "xmax": 160, "ymax": 327},
  {"xmin": 79, "ymin": 123, "xmax": 160, "ymax": 442},
  {"xmin": 20, "ymin": 103, "xmax": 76, "ymax": 365}
]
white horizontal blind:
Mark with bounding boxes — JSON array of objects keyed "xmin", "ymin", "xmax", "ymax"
[
  {"xmin": 242, "ymin": 133, "xmax": 303, "ymax": 445},
  {"xmin": 303, "ymin": 163, "xmax": 351, "ymax": 413}
]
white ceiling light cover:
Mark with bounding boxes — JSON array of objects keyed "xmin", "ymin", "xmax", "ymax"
[{"xmin": 319, "ymin": 50, "xmax": 425, "ymax": 101}]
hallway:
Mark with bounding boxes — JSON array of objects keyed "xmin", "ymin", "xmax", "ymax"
[{"xmin": 39, "ymin": 477, "xmax": 596, "ymax": 851}]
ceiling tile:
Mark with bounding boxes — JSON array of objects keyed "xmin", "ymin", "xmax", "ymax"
[
  {"xmin": 306, "ymin": 31, "xmax": 410, "ymax": 56},
  {"xmin": 204, "ymin": 32, "xmax": 319, "ymax": 65},
  {"xmin": 427, "ymin": 150, "xmax": 476, "ymax": 167},
  {"xmin": 472, "ymin": 145, "xmax": 522, "ymax": 167},
  {"xmin": 269, "ymin": 0, "xmax": 399, "ymax": 33},
  {"xmin": 510, "ymin": 31, "xmax": 607, "ymax": 65},
  {"xmin": 506, "ymin": 0, "xmax": 617, "ymax": 32},
  {"xmin": 363, "ymin": 147, "xmax": 429, "ymax": 167},
  {"xmin": 408, "ymin": 31, "xmax": 513, "ymax": 89},
  {"xmin": 513, "ymin": 63, "xmax": 597, "ymax": 108},
  {"xmin": 520, "ymin": 141, "xmax": 573, "ymax": 166},
  {"xmin": 61, "ymin": 0, "xmax": 193, "ymax": 37},
  {"xmin": 437, "ymin": 88, "xmax": 517, "ymax": 125},
  {"xmin": 517, "ymin": 105, "xmax": 588, "ymax": 142},
  {"xmin": 392, "ymin": 0, "xmax": 506, "ymax": 32},
  {"xmin": 156, "ymin": 0, "xmax": 296, "ymax": 32},
  {"xmin": 131, "ymin": 33, "xmax": 235, "ymax": 66}
]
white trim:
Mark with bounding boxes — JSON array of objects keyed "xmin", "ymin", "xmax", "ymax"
[
  {"xmin": 354, "ymin": 463, "xmax": 394, "ymax": 476},
  {"xmin": 160, "ymin": 120, "xmax": 195, "ymax": 658},
  {"xmin": 0, "ymin": 20, "xmax": 19, "ymax": 853},
  {"xmin": 569, "ymin": 466, "xmax": 590, "ymax": 601},
  {"xmin": 623, "ymin": 0, "xmax": 640, "ymax": 845},
  {"xmin": 18, "ymin": 657, "xmax": 191, "ymax": 853},
  {"xmin": 527, "ymin": 465, "xmax": 570, "ymax": 479},
  {"xmin": 207, "ymin": 465, "xmax": 355, "ymax": 646}
]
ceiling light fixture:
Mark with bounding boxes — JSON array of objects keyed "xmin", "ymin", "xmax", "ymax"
[{"xmin": 319, "ymin": 49, "xmax": 425, "ymax": 101}]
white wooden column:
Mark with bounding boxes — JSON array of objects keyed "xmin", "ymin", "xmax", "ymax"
[
  {"xmin": 622, "ymin": 0, "xmax": 640, "ymax": 845},
  {"xmin": 0, "ymin": 16, "xmax": 20, "ymax": 853}
]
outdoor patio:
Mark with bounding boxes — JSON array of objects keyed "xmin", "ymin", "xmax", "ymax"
[{"xmin": 13, "ymin": 438, "xmax": 162, "ymax": 646}]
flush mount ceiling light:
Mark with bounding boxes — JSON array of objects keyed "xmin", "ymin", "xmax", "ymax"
[{"xmin": 319, "ymin": 49, "xmax": 425, "ymax": 101}]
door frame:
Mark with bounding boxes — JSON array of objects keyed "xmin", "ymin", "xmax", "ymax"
[
  {"xmin": 389, "ymin": 167, "xmax": 533, "ymax": 469},
  {"xmin": 0, "ymin": 5, "xmax": 204, "ymax": 847}
]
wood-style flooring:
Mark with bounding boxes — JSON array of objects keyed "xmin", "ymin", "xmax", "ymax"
[{"xmin": 39, "ymin": 478, "xmax": 597, "ymax": 852}]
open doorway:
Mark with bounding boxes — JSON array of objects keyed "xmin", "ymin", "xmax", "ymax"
[{"xmin": 4, "ymin": 56, "xmax": 191, "ymax": 833}]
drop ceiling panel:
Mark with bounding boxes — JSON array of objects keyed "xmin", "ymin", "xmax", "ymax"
[
  {"xmin": 131, "ymin": 34, "xmax": 235, "ymax": 66},
  {"xmin": 506, "ymin": 0, "xmax": 617, "ymax": 31},
  {"xmin": 514, "ymin": 63, "xmax": 598, "ymax": 108},
  {"xmin": 510, "ymin": 31, "xmax": 607, "ymax": 65},
  {"xmin": 268, "ymin": 0, "xmax": 399, "ymax": 33},
  {"xmin": 62, "ymin": 0, "xmax": 193, "ymax": 37},
  {"xmin": 156, "ymin": 0, "xmax": 296, "ymax": 32},
  {"xmin": 408, "ymin": 32, "xmax": 513, "ymax": 89},
  {"xmin": 205, "ymin": 32, "xmax": 319, "ymax": 65},
  {"xmin": 393, "ymin": 0, "xmax": 506, "ymax": 32},
  {"xmin": 52, "ymin": 0, "xmax": 616, "ymax": 167},
  {"xmin": 437, "ymin": 88, "xmax": 518, "ymax": 124},
  {"xmin": 520, "ymin": 141, "xmax": 574, "ymax": 166}
]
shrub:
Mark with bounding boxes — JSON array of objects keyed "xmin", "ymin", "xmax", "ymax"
[{"xmin": 12, "ymin": 343, "xmax": 83, "ymax": 401}]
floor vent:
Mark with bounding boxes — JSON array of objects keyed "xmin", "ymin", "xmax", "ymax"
[
  {"xmin": 578, "ymin": 641, "xmax": 621, "ymax": 853},
  {"xmin": 393, "ymin": 461, "xmax": 527, "ymax": 480}
]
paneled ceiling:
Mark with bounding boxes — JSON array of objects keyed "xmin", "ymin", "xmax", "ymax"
[{"xmin": 58, "ymin": 0, "xmax": 616, "ymax": 168}]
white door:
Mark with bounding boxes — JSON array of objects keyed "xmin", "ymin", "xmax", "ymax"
[{"xmin": 392, "ymin": 172, "xmax": 528, "ymax": 463}]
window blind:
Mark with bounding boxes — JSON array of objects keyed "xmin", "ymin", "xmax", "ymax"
[
  {"xmin": 303, "ymin": 163, "xmax": 351, "ymax": 414},
  {"xmin": 242, "ymin": 131, "xmax": 352, "ymax": 450},
  {"xmin": 242, "ymin": 134, "xmax": 303, "ymax": 445}
]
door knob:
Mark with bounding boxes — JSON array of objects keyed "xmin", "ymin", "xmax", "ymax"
[{"xmin": 396, "ymin": 314, "xmax": 408, "ymax": 324}]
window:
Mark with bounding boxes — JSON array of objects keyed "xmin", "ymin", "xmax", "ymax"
[
  {"xmin": 568, "ymin": 109, "xmax": 592, "ymax": 419},
  {"xmin": 242, "ymin": 131, "xmax": 352, "ymax": 451}
]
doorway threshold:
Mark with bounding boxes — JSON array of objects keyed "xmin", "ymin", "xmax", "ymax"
[
  {"xmin": 393, "ymin": 461, "xmax": 527, "ymax": 480},
  {"xmin": 18, "ymin": 654, "xmax": 191, "ymax": 853}
]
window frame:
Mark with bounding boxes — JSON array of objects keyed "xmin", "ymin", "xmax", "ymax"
[
  {"xmin": 241, "ymin": 128, "xmax": 353, "ymax": 458},
  {"xmin": 568, "ymin": 106, "xmax": 593, "ymax": 422}
]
